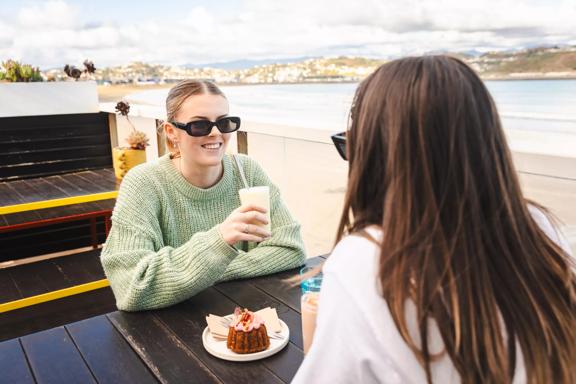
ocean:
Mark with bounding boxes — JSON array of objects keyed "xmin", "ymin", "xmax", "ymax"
[{"xmin": 128, "ymin": 80, "xmax": 576, "ymax": 154}]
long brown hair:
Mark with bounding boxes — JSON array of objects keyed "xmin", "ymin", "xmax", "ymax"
[{"xmin": 337, "ymin": 55, "xmax": 576, "ymax": 383}]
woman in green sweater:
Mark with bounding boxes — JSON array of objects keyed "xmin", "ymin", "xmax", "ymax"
[{"xmin": 101, "ymin": 80, "xmax": 306, "ymax": 311}]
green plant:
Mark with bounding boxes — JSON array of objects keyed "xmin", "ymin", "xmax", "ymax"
[
  {"xmin": 115, "ymin": 101, "xmax": 150, "ymax": 150},
  {"xmin": 0, "ymin": 60, "xmax": 43, "ymax": 82}
]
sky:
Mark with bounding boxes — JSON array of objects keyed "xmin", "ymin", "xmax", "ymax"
[{"xmin": 0, "ymin": 0, "xmax": 575, "ymax": 69}]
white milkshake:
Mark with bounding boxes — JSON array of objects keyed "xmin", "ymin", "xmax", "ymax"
[{"xmin": 239, "ymin": 186, "xmax": 271, "ymax": 232}]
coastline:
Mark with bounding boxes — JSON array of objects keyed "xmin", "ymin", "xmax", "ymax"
[{"xmin": 98, "ymin": 74, "xmax": 576, "ymax": 101}]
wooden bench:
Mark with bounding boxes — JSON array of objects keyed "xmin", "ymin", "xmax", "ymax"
[{"xmin": 0, "ymin": 112, "xmax": 119, "ymax": 262}]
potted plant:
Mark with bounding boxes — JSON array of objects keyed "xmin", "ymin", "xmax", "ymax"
[
  {"xmin": 112, "ymin": 101, "xmax": 150, "ymax": 179},
  {"xmin": 0, "ymin": 60, "xmax": 43, "ymax": 82}
]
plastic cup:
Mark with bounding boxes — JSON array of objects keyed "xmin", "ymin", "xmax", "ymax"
[{"xmin": 300, "ymin": 266, "xmax": 323, "ymax": 354}]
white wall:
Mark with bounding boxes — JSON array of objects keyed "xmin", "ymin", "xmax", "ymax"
[
  {"xmin": 246, "ymin": 123, "xmax": 576, "ymax": 257},
  {"xmin": 245, "ymin": 127, "xmax": 348, "ymax": 257},
  {"xmin": 0, "ymin": 81, "xmax": 99, "ymax": 117}
]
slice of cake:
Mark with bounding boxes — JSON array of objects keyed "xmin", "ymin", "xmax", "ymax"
[{"xmin": 227, "ymin": 307, "xmax": 270, "ymax": 354}]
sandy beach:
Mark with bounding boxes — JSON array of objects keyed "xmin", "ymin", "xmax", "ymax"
[{"xmin": 98, "ymin": 84, "xmax": 172, "ymax": 103}]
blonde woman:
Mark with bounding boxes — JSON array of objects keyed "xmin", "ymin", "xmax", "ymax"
[{"xmin": 101, "ymin": 80, "xmax": 306, "ymax": 311}]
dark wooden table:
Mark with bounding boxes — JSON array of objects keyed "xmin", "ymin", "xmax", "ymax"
[{"xmin": 0, "ymin": 256, "xmax": 324, "ymax": 383}]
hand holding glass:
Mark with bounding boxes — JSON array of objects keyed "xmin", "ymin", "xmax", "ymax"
[
  {"xmin": 238, "ymin": 186, "xmax": 272, "ymax": 233},
  {"xmin": 218, "ymin": 204, "xmax": 270, "ymax": 245}
]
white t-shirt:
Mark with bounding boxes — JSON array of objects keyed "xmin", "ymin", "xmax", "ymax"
[{"xmin": 292, "ymin": 207, "xmax": 573, "ymax": 384}]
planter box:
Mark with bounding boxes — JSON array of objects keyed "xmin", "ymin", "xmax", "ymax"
[
  {"xmin": 0, "ymin": 81, "xmax": 99, "ymax": 117},
  {"xmin": 112, "ymin": 147, "xmax": 146, "ymax": 179}
]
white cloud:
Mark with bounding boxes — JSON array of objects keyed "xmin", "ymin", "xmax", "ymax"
[
  {"xmin": 1, "ymin": 0, "xmax": 575, "ymax": 68},
  {"xmin": 185, "ymin": 7, "xmax": 216, "ymax": 34},
  {"xmin": 17, "ymin": 0, "xmax": 78, "ymax": 30}
]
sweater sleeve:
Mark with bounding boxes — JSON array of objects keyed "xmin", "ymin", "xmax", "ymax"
[
  {"xmin": 219, "ymin": 157, "xmax": 306, "ymax": 281},
  {"xmin": 101, "ymin": 167, "xmax": 238, "ymax": 311}
]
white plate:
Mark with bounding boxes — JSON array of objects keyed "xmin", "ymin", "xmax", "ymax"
[{"xmin": 202, "ymin": 318, "xmax": 290, "ymax": 361}]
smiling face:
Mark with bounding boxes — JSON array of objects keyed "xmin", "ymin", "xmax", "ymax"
[{"xmin": 167, "ymin": 93, "xmax": 231, "ymax": 168}]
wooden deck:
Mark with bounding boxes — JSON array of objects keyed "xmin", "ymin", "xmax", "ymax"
[
  {"xmin": 0, "ymin": 168, "xmax": 118, "ymax": 207},
  {"xmin": 0, "ymin": 168, "xmax": 119, "ymax": 261},
  {"xmin": 0, "ymin": 249, "xmax": 115, "ymax": 341}
]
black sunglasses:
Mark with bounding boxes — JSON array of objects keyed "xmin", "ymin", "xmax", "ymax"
[
  {"xmin": 169, "ymin": 116, "xmax": 241, "ymax": 137},
  {"xmin": 331, "ymin": 131, "xmax": 347, "ymax": 160}
]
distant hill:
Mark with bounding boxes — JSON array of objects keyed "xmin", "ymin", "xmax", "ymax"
[
  {"xmin": 51, "ymin": 46, "xmax": 576, "ymax": 84},
  {"xmin": 478, "ymin": 48, "xmax": 576, "ymax": 76}
]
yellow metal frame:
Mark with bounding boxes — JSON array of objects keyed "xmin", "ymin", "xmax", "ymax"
[
  {"xmin": 0, "ymin": 190, "xmax": 118, "ymax": 313},
  {"xmin": 0, "ymin": 191, "xmax": 118, "ymax": 215},
  {"xmin": 0, "ymin": 279, "xmax": 110, "ymax": 313}
]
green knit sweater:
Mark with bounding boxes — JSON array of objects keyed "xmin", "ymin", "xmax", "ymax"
[{"xmin": 101, "ymin": 153, "xmax": 306, "ymax": 311}]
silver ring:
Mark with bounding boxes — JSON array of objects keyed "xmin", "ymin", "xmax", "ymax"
[{"xmin": 244, "ymin": 224, "xmax": 250, "ymax": 234}]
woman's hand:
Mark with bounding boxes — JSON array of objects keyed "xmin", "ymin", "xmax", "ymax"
[{"xmin": 218, "ymin": 204, "xmax": 272, "ymax": 245}]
